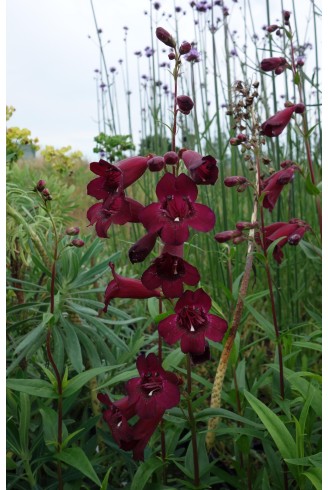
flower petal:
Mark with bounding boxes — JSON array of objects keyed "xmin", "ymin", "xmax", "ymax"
[
  {"xmin": 158, "ymin": 314, "xmax": 182, "ymax": 344},
  {"xmin": 183, "ymin": 261, "xmax": 200, "ymax": 286},
  {"xmin": 139, "ymin": 203, "xmax": 163, "ymax": 232},
  {"xmin": 160, "ymin": 222, "xmax": 190, "ymax": 245},
  {"xmin": 156, "ymin": 173, "xmax": 176, "ymax": 201},
  {"xmin": 162, "ymin": 278, "xmax": 183, "ymax": 298},
  {"xmin": 206, "ymin": 314, "xmax": 228, "ymax": 342},
  {"xmin": 180, "ymin": 332, "xmax": 206, "ymax": 354},
  {"xmin": 175, "ymin": 173, "xmax": 198, "ymax": 201},
  {"xmin": 188, "ymin": 203, "xmax": 216, "ymax": 232}
]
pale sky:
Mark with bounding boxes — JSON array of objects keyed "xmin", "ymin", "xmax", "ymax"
[{"xmin": 6, "ymin": 0, "xmax": 321, "ymax": 160}]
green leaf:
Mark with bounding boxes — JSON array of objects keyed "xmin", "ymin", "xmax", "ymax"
[
  {"xmin": 55, "ymin": 447, "xmax": 101, "ymax": 486},
  {"xmin": 19, "ymin": 393, "xmax": 30, "ymax": 454},
  {"xmin": 244, "ymin": 391, "xmax": 297, "ymax": 462},
  {"xmin": 7, "ymin": 379, "xmax": 57, "ymax": 398},
  {"xmin": 14, "ymin": 313, "xmax": 53, "ymax": 354},
  {"xmin": 130, "ymin": 456, "xmax": 163, "ymax": 490},
  {"xmin": 63, "ymin": 365, "xmax": 121, "ymax": 397},
  {"xmin": 195, "ymin": 407, "xmax": 262, "ymax": 428},
  {"xmin": 285, "ymin": 453, "xmax": 322, "ymax": 466},
  {"xmin": 293, "ymin": 72, "xmax": 301, "ymax": 85},
  {"xmin": 305, "ymin": 173, "xmax": 320, "ymax": 195},
  {"xmin": 298, "ymin": 240, "xmax": 322, "ymax": 260},
  {"xmin": 303, "ymin": 467, "xmax": 322, "ymax": 490},
  {"xmin": 60, "ymin": 316, "xmax": 84, "ymax": 373},
  {"xmin": 40, "ymin": 407, "xmax": 68, "ymax": 452},
  {"xmin": 244, "ymin": 302, "xmax": 275, "ymax": 339},
  {"xmin": 100, "ymin": 467, "xmax": 112, "ymax": 490}
]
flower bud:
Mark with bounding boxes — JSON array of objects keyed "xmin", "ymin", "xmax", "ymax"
[
  {"xmin": 42, "ymin": 188, "xmax": 51, "ymax": 197},
  {"xmin": 296, "ymin": 56, "xmax": 305, "ymax": 67},
  {"xmin": 229, "ymin": 137, "xmax": 242, "ymax": 146},
  {"xmin": 70, "ymin": 239, "xmax": 85, "ymax": 248},
  {"xmin": 283, "ymin": 10, "xmax": 291, "ymax": 24},
  {"xmin": 129, "ymin": 232, "xmax": 157, "ymax": 263},
  {"xmin": 224, "ymin": 176, "xmax": 247, "ymax": 187},
  {"xmin": 266, "ymin": 24, "xmax": 279, "ymax": 33},
  {"xmin": 280, "ymin": 160, "xmax": 294, "ymax": 168},
  {"xmin": 179, "ymin": 41, "xmax": 191, "ymax": 54},
  {"xmin": 147, "ymin": 156, "xmax": 165, "ymax": 172},
  {"xmin": 215, "ymin": 230, "xmax": 242, "ymax": 243},
  {"xmin": 236, "ymin": 221, "xmax": 259, "ymax": 231},
  {"xmin": 36, "ymin": 179, "xmax": 46, "ymax": 191},
  {"xmin": 156, "ymin": 27, "xmax": 176, "ymax": 48},
  {"xmin": 163, "ymin": 151, "xmax": 179, "ymax": 165},
  {"xmin": 177, "ymin": 95, "xmax": 194, "ymax": 114},
  {"xmin": 274, "ymin": 66, "xmax": 285, "ymax": 75},
  {"xmin": 237, "ymin": 133, "xmax": 247, "ymax": 142},
  {"xmin": 233, "ymin": 236, "xmax": 247, "ymax": 245},
  {"xmin": 294, "ymin": 103, "xmax": 305, "ymax": 114},
  {"xmin": 66, "ymin": 226, "xmax": 80, "ymax": 236},
  {"xmin": 287, "ymin": 233, "xmax": 302, "ymax": 246},
  {"xmin": 168, "ymin": 51, "xmax": 176, "ymax": 60}
]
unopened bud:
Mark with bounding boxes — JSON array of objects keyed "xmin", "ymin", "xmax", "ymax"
[
  {"xmin": 163, "ymin": 151, "xmax": 179, "ymax": 165},
  {"xmin": 262, "ymin": 156, "xmax": 271, "ymax": 165},
  {"xmin": 147, "ymin": 156, "xmax": 165, "ymax": 172},
  {"xmin": 233, "ymin": 236, "xmax": 247, "ymax": 245},
  {"xmin": 236, "ymin": 221, "xmax": 259, "ymax": 231},
  {"xmin": 237, "ymin": 133, "xmax": 247, "ymax": 142},
  {"xmin": 66, "ymin": 226, "xmax": 80, "ymax": 236},
  {"xmin": 283, "ymin": 10, "xmax": 291, "ymax": 24},
  {"xmin": 288, "ymin": 234, "xmax": 301, "ymax": 246},
  {"xmin": 274, "ymin": 66, "xmax": 285, "ymax": 75},
  {"xmin": 280, "ymin": 160, "xmax": 294, "ymax": 168},
  {"xmin": 215, "ymin": 229, "xmax": 242, "ymax": 243},
  {"xmin": 295, "ymin": 103, "xmax": 305, "ymax": 114},
  {"xmin": 177, "ymin": 95, "xmax": 194, "ymax": 114},
  {"xmin": 168, "ymin": 51, "xmax": 176, "ymax": 60},
  {"xmin": 229, "ymin": 137, "xmax": 241, "ymax": 146},
  {"xmin": 42, "ymin": 188, "xmax": 51, "ymax": 197},
  {"xmin": 36, "ymin": 179, "xmax": 46, "ymax": 191},
  {"xmin": 156, "ymin": 27, "xmax": 176, "ymax": 48},
  {"xmin": 266, "ymin": 24, "xmax": 279, "ymax": 33},
  {"xmin": 70, "ymin": 239, "xmax": 85, "ymax": 248},
  {"xmin": 179, "ymin": 41, "xmax": 191, "ymax": 54},
  {"xmin": 224, "ymin": 176, "xmax": 247, "ymax": 187}
]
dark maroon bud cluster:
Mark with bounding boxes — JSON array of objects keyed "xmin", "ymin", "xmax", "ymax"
[
  {"xmin": 214, "ymin": 229, "xmax": 242, "ymax": 243},
  {"xmin": 229, "ymin": 137, "xmax": 241, "ymax": 146},
  {"xmin": 156, "ymin": 27, "xmax": 176, "ymax": 48},
  {"xmin": 179, "ymin": 41, "xmax": 191, "ymax": 54},
  {"xmin": 65, "ymin": 226, "xmax": 80, "ymax": 236},
  {"xmin": 147, "ymin": 156, "xmax": 165, "ymax": 172},
  {"xmin": 42, "ymin": 188, "xmax": 52, "ymax": 200},
  {"xmin": 177, "ymin": 95, "xmax": 194, "ymax": 114}
]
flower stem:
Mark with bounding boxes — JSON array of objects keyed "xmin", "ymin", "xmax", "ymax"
[
  {"xmin": 206, "ymin": 166, "xmax": 259, "ymax": 450},
  {"xmin": 186, "ymin": 354, "xmax": 200, "ymax": 487}
]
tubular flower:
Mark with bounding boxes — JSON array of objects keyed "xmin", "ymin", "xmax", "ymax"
[
  {"xmin": 87, "ymin": 157, "xmax": 149, "ymax": 200},
  {"xmin": 255, "ymin": 219, "xmax": 310, "ymax": 264},
  {"xmin": 141, "ymin": 252, "xmax": 200, "ymax": 298},
  {"xmin": 181, "ymin": 149, "xmax": 218, "ymax": 185},
  {"xmin": 97, "ymin": 393, "xmax": 162, "ymax": 461},
  {"xmin": 128, "ymin": 232, "xmax": 158, "ymax": 263},
  {"xmin": 260, "ymin": 57, "xmax": 288, "ymax": 75},
  {"xmin": 158, "ymin": 288, "xmax": 228, "ymax": 355},
  {"xmin": 103, "ymin": 262, "xmax": 161, "ymax": 312},
  {"xmin": 261, "ymin": 166, "xmax": 299, "ymax": 212},
  {"xmin": 139, "ymin": 173, "xmax": 216, "ymax": 246},
  {"xmin": 126, "ymin": 353, "xmax": 182, "ymax": 419},
  {"xmin": 261, "ymin": 103, "xmax": 305, "ymax": 137},
  {"xmin": 87, "ymin": 192, "xmax": 144, "ymax": 238}
]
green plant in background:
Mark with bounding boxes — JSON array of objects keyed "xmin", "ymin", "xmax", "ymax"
[
  {"xmin": 6, "ymin": 106, "xmax": 40, "ymax": 166},
  {"xmin": 93, "ymin": 133, "xmax": 135, "ymax": 162},
  {"xmin": 41, "ymin": 145, "xmax": 84, "ymax": 174}
]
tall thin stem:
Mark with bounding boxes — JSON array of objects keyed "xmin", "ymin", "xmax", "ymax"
[{"xmin": 186, "ymin": 355, "xmax": 200, "ymax": 487}]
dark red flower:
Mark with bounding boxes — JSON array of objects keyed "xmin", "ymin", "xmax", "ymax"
[
  {"xmin": 87, "ymin": 192, "xmax": 143, "ymax": 238},
  {"xmin": 255, "ymin": 219, "xmax": 310, "ymax": 264},
  {"xmin": 261, "ymin": 166, "xmax": 299, "ymax": 211},
  {"xmin": 141, "ymin": 252, "xmax": 200, "ymax": 298},
  {"xmin": 126, "ymin": 353, "xmax": 181, "ymax": 419},
  {"xmin": 261, "ymin": 103, "xmax": 305, "ymax": 137},
  {"xmin": 215, "ymin": 229, "xmax": 243, "ymax": 243},
  {"xmin": 128, "ymin": 232, "xmax": 158, "ymax": 263},
  {"xmin": 97, "ymin": 392, "xmax": 161, "ymax": 461},
  {"xmin": 87, "ymin": 157, "xmax": 149, "ymax": 200},
  {"xmin": 104, "ymin": 262, "xmax": 161, "ymax": 312},
  {"xmin": 181, "ymin": 150, "xmax": 219, "ymax": 185},
  {"xmin": 224, "ymin": 176, "xmax": 248, "ymax": 188},
  {"xmin": 260, "ymin": 57, "xmax": 287, "ymax": 75},
  {"xmin": 158, "ymin": 288, "xmax": 227, "ymax": 355},
  {"xmin": 139, "ymin": 173, "xmax": 215, "ymax": 246}
]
